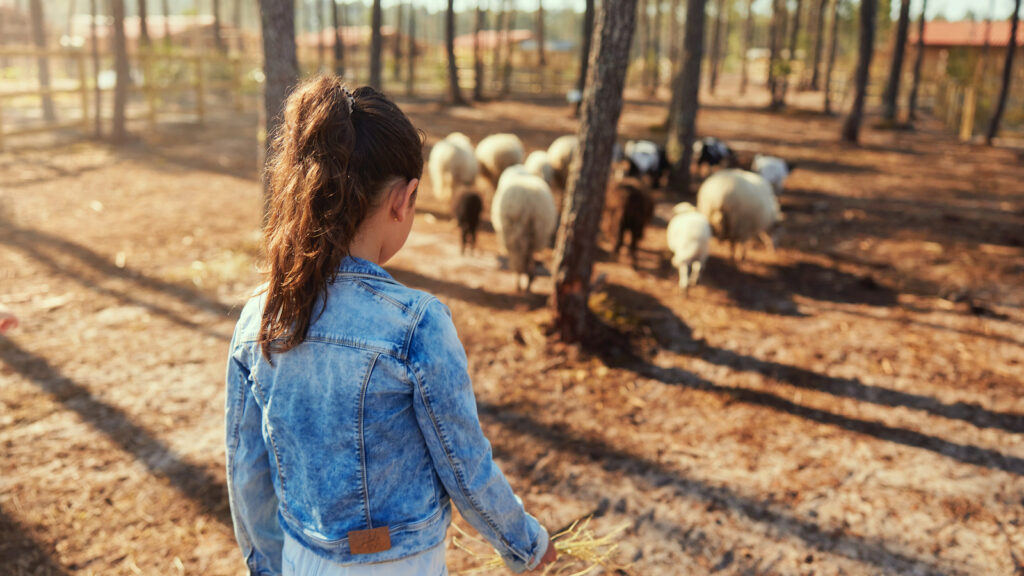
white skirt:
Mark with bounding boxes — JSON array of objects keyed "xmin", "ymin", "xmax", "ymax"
[{"xmin": 282, "ymin": 532, "xmax": 448, "ymax": 576}]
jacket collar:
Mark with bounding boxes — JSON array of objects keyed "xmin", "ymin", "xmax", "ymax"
[{"xmin": 336, "ymin": 256, "xmax": 396, "ymax": 281}]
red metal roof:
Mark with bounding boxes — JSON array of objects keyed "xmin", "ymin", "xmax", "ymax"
[{"xmin": 908, "ymin": 21, "xmax": 1024, "ymax": 48}]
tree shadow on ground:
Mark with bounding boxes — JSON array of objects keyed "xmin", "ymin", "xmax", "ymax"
[
  {"xmin": 389, "ymin": 267, "xmax": 547, "ymax": 312},
  {"xmin": 0, "ymin": 507, "xmax": 72, "ymax": 575}
]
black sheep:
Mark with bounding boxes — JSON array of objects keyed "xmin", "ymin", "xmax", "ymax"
[
  {"xmin": 694, "ymin": 137, "xmax": 737, "ymax": 176},
  {"xmin": 452, "ymin": 191, "xmax": 483, "ymax": 255},
  {"xmin": 614, "ymin": 183, "xmax": 655, "ymax": 269}
]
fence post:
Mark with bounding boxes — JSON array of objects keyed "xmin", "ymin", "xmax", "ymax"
[
  {"xmin": 959, "ymin": 85, "xmax": 976, "ymax": 142},
  {"xmin": 195, "ymin": 56, "xmax": 205, "ymax": 124},
  {"xmin": 78, "ymin": 50, "xmax": 89, "ymax": 132}
]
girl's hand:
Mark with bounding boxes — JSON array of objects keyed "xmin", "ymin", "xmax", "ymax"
[{"xmin": 534, "ymin": 537, "xmax": 558, "ymax": 570}]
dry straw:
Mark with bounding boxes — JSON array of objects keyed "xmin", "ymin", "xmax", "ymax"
[{"xmin": 452, "ymin": 516, "xmax": 631, "ymax": 575}]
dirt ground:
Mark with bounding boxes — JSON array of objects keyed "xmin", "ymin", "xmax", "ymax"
[{"xmin": 1, "ymin": 86, "xmax": 1023, "ymax": 576}]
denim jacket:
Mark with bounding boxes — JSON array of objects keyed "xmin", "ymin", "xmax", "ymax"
[{"xmin": 225, "ymin": 257, "xmax": 548, "ymax": 575}]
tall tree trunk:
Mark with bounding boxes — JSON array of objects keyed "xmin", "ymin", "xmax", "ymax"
[
  {"xmin": 213, "ymin": 0, "xmax": 226, "ymax": 52},
  {"xmin": 111, "ymin": 0, "xmax": 129, "ymax": 142},
  {"xmin": 841, "ymin": 0, "xmax": 877, "ymax": 142},
  {"xmin": 501, "ymin": 1, "xmax": 513, "ymax": 95},
  {"xmin": 407, "ymin": 6, "xmax": 416, "ymax": 95},
  {"xmin": 824, "ymin": 0, "xmax": 840, "ymax": 113},
  {"xmin": 233, "ymin": 0, "xmax": 244, "ymax": 51},
  {"xmin": 393, "ymin": 3, "xmax": 404, "ymax": 81},
  {"xmin": 740, "ymin": 0, "xmax": 753, "ymax": 93},
  {"xmin": 317, "ymin": 0, "xmax": 326, "ymax": 71},
  {"xmin": 576, "ymin": 0, "xmax": 595, "ymax": 115},
  {"xmin": 986, "ymin": 0, "xmax": 1020, "ymax": 144},
  {"xmin": 492, "ymin": 1, "xmax": 505, "ymax": 88},
  {"xmin": 333, "ymin": 0, "xmax": 346, "ymax": 76},
  {"xmin": 91, "ymin": 0, "xmax": 102, "ymax": 137},
  {"xmin": 474, "ymin": 1, "xmax": 485, "ymax": 100},
  {"xmin": 552, "ymin": 0, "xmax": 637, "ymax": 343},
  {"xmin": 637, "ymin": 0, "xmax": 648, "ymax": 87},
  {"xmin": 665, "ymin": 0, "xmax": 707, "ymax": 194},
  {"xmin": 709, "ymin": 0, "xmax": 724, "ymax": 93},
  {"xmin": 446, "ymin": 0, "xmax": 465, "ymax": 103},
  {"xmin": 258, "ymin": 0, "xmax": 299, "ymax": 200},
  {"xmin": 809, "ymin": 0, "xmax": 827, "ymax": 89},
  {"xmin": 137, "ymin": 0, "xmax": 150, "ymax": 46},
  {"xmin": 669, "ymin": 0, "xmax": 681, "ymax": 76},
  {"xmin": 767, "ymin": 0, "xmax": 781, "ymax": 90},
  {"xmin": 29, "ymin": 0, "xmax": 56, "ymax": 122},
  {"xmin": 536, "ymin": 0, "xmax": 546, "ymax": 67},
  {"xmin": 369, "ymin": 0, "xmax": 383, "ymax": 88},
  {"xmin": 161, "ymin": 0, "xmax": 171, "ymax": 45},
  {"xmin": 907, "ymin": 0, "xmax": 926, "ymax": 120},
  {"xmin": 788, "ymin": 0, "xmax": 803, "ymax": 58},
  {"xmin": 650, "ymin": 0, "xmax": 662, "ymax": 94},
  {"xmin": 881, "ymin": 0, "xmax": 911, "ymax": 121},
  {"xmin": 976, "ymin": 0, "xmax": 995, "ymax": 84}
]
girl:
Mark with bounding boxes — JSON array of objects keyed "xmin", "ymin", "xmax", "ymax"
[{"xmin": 225, "ymin": 76, "xmax": 556, "ymax": 575}]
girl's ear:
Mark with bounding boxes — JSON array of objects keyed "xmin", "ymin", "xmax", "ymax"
[{"xmin": 391, "ymin": 178, "xmax": 420, "ymax": 221}]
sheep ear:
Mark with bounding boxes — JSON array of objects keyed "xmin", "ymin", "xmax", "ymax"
[{"xmin": 787, "ymin": 162, "xmax": 797, "ymax": 173}]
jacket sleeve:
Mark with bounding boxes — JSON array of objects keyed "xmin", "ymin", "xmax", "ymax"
[
  {"xmin": 225, "ymin": 338, "xmax": 284, "ymax": 576},
  {"xmin": 407, "ymin": 297, "xmax": 549, "ymax": 573}
]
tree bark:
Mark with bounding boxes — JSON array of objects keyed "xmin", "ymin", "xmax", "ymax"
[
  {"xmin": 650, "ymin": 0, "xmax": 662, "ymax": 94},
  {"xmin": 137, "ymin": 0, "xmax": 150, "ymax": 46},
  {"xmin": 665, "ymin": 0, "xmax": 707, "ymax": 193},
  {"xmin": 29, "ymin": 0, "xmax": 56, "ymax": 123},
  {"xmin": 474, "ymin": 2, "xmax": 485, "ymax": 100},
  {"xmin": 407, "ymin": 6, "xmax": 416, "ymax": 95},
  {"xmin": 576, "ymin": 0, "xmax": 595, "ymax": 115},
  {"xmin": 788, "ymin": 0, "xmax": 803, "ymax": 58},
  {"xmin": 669, "ymin": 0, "xmax": 681, "ymax": 76},
  {"xmin": 709, "ymin": 0, "xmax": 724, "ymax": 93},
  {"xmin": 537, "ymin": 0, "xmax": 546, "ymax": 67},
  {"xmin": 907, "ymin": 0, "xmax": 926, "ymax": 120},
  {"xmin": 809, "ymin": 0, "xmax": 827, "ymax": 89},
  {"xmin": 492, "ymin": 1, "xmax": 505, "ymax": 89},
  {"xmin": 392, "ymin": 3, "xmax": 404, "ymax": 81},
  {"xmin": 161, "ymin": 0, "xmax": 171, "ymax": 45},
  {"xmin": 333, "ymin": 0, "xmax": 346, "ymax": 76},
  {"xmin": 552, "ymin": 0, "xmax": 638, "ymax": 344},
  {"xmin": 740, "ymin": 0, "xmax": 754, "ymax": 94},
  {"xmin": 986, "ymin": 0, "xmax": 1020, "ymax": 144},
  {"xmin": 881, "ymin": 0, "xmax": 911, "ymax": 121},
  {"xmin": 369, "ymin": 0, "xmax": 383, "ymax": 89},
  {"xmin": 637, "ymin": 0, "xmax": 648, "ymax": 87},
  {"xmin": 91, "ymin": 0, "xmax": 102, "ymax": 137},
  {"xmin": 841, "ymin": 0, "xmax": 877, "ymax": 142},
  {"xmin": 213, "ymin": 0, "xmax": 227, "ymax": 52},
  {"xmin": 111, "ymin": 0, "xmax": 129, "ymax": 142},
  {"xmin": 446, "ymin": 0, "xmax": 465, "ymax": 104},
  {"xmin": 767, "ymin": 0, "xmax": 781, "ymax": 90},
  {"xmin": 233, "ymin": 0, "xmax": 244, "ymax": 51},
  {"xmin": 824, "ymin": 0, "xmax": 840, "ymax": 113},
  {"xmin": 316, "ymin": 0, "xmax": 326, "ymax": 70},
  {"xmin": 258, "ymin": 0, "xmax": 299, "ymax": 200},
  {"xmin": 501, "ymin": 1, "xmax": 513, "ymax": 95}
]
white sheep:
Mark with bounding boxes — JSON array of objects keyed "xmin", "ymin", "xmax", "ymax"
[
  {"xmin": 491, "ymin": 171, "xmax": 558, "ymax": 293},
  {"xmin": 427, "ymin": 132, "xmax": 478, "ymax": 202},
  {"xmin": 666, "ymin": 202, "xmax": 712, "ymax": 292},
  {"xmin": 546, "ymin": 135, "xmax": 579, "ymax": 189},
  {"xmin": 751, "ymin": 154, "xmax": 793, "ymax": 195},
  {"xmin": 696, "ymin": 169, "xmax": 782, "ymax": 261},
  {"xmin": 475, "ymin": 133, "xmax": 525, "ymax": 189},
  {"xmin": 524, "ymin": 150, "xmax": 555, "ymax": 187}
]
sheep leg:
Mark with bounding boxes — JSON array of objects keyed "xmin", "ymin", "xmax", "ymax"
[
  {"xmin": 690, "ymin": 260, "xmax": 703, "ymax": 287},
  {"xmin": 759, "ymin": 230, "xmax": 776, "ymax": 254},
  {"xmin": 615, "ymin": 223, "xmax": 626, "ymax": 255},
  {"xmin": 678, "ymin": 264, "xmax": 690, "ymax": 292},
  {"xmin": 630, "ymin": 231, "xmax": 639, "ymax": 270}
]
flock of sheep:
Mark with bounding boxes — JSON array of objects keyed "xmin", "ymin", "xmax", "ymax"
[{"xmin": 426, "ymin": 131, "xmax": 794, "ymax": 293}]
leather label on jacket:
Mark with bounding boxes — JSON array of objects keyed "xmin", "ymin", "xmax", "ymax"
[{"xmin": 348, "ymin": 526, "xmax": 392, "ymax": 554}]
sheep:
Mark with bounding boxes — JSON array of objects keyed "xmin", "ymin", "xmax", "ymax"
[
  {"xmin": 611, "ymin": 182, "xmax": 655, "ymax": 269},
  {"xmin": 475, "ymin": 133, "xmax": 525, "ymax": 189},
  {"xmin": 524, "ymin": 150, "xmax": 556, "ymax": 188},
  {"xmin": 693, "ymin": 137, "xmax": 738, "ymax": 176},
  {"xmin": 751, "ymin": 154, "xmax": 795, "ymax": 195},
  {"xmin": 666, "ymin": 202, "xmax": 712, "ymax": 292},
  {"xmin": 547, "ymin": 135, "xmax": 579, "ymax": 190},
  {"xmin": 427, "ymin": 132, "xmax": 478, "ymax": 202},
  {"xmin": 696, "ymin": 169, "xmax": 782, "ymax": 261},
  {"xmin": 452, "ymin": 190, "xmax": 483, "ymax": 255},
  {"xmin": 624, "ymin": 139, "xmax": 669, "ymax": 189},
  {"xmin": 491, "ymin": 171, "xmax": 558, "ymax": 293}
]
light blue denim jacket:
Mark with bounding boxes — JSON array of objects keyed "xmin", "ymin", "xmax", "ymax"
[{"xmin": 225, "ymin": 257, "xmax": 548, "ymax": 575}]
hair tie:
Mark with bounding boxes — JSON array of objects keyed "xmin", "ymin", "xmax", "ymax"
[{"xmin": 341, "ymin": 86, "xmax": 355, "ymax": 115}]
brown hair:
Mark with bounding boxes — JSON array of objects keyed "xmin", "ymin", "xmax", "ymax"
[{"xmin": 259, "ymin": 75, "xmax": 424, "ymax": 359}]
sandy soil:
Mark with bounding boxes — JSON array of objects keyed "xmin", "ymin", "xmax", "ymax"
[{"xmin": 1, "ymin": 88, "xmax": 1023, "ymax": 576}]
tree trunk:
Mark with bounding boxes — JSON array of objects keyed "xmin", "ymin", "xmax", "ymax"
[
  {"xmin": 213, "ymin": 0, "xmax": 227, "ymax": 52},
  {"xmin": 809, "ymin": 0, "xmax": 827, "ymax": 89},
  {"xmin": 138, "ymin": 0, "xmax": 150, "ymax": 46},
  {"xmin": 111, "ymin": 0, "xmax": 129, "ymax": 142},
  {"xmin": 740, "ymin": 0, "xmax": 754, "ymax": 94},
  {"xmin": 576, "ymin": 0, "xmax": 596, "ymax": 115},
  {"xmin": 474, "ymin": 2, "xmax": 485, "ymax": 100},
  {"xmin": 501, "ymin": 1, "xmax": 513, "ymax": 95},
  {"xmin": 536, "ymin": 0, "xmax": 546, "ymax": 67},
  {"xmin": 29, "ymin": 0, "xmax": 56, "ymax": 122},
  {"xmin": 552, "ymin": 0, "xmax": 638, "ymax": 343},
  {"xmin": 881, "ymin": 0, "xmax": 911, "ymax": 121},
  {"xmin": 91, "ymin": 0, "xmax": 102, "ymax": 137},
  {"xmin": 650, "ymin": 0, "xmax": 662, "ymax": 95},
  {"xmin": 788, "ymin": 0, "xmax": 802, "ymax": 58},
  {"xmin": 446, "ymin": 0, "xmax": 465, "ymax": 104},
  {"xmin": 841, "ymin": 0, "xmax": 877, "ymax": 142},
  {"xmin": 767, "ymin": 0, "xmax": 780, "ymax": 90},
  {"xmin": 637, "ymin": 0, "xmax": 648, "ymax": 87},
  {"xmin": 393, "ymin": 3, "xmax": 404, "ymax": 81},
  {"xmin": 161, "ymin": 0, "xmax": 171, "ymax": 45},
  {"xmin": 976, "ymin": 0, "xmax": 995, "ymax": 84},
  {"xmin": 258, "ymin": 0, "xmax": 299, "ymax": 200},
  {"xmin": 407, "ymin": 6, "xmax": 416, "ymax": 95},
  {"xmin": 824, "ymin": 0, "xmax": 840, "ymax": 113},
  {"xmin": 492, "ymin": 1, "xmax": 505, "ymax": 89},
  {"xmin": 333, "ymin": 0, "xmax": 346, "ymax": 76},
  {"xmin": 709, "ymin": 0, "xmax": 724, "ymax": 93},
  {"xmin": 233, "ymin": 0, "xmax": 244, "ymax": 52},
  {"xmin": 369, "ymin": 0, "xmax": 383, "ymax": 88},
  {"xmin": 986, "ymin": 0, "xmax": 1020, "ymax": 144},
  {"xmin": 317, "ymin": 0, "xmax": 327, "ymax": 71},
  {"xmin": 907, "ymin": 0, "xmax": 926, "ymax": 120},
  {"xmin": 669, "ymin": 0, "xmax": 681, "ymax": 76},
  {"xmin": 665, "ymin": 0, "xmax": 707, "ymax": 194}
]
